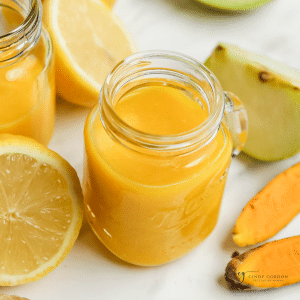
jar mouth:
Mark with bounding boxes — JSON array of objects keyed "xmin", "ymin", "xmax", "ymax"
[
  {"xmin": 0, "ymin": 0, "xmax": 42, "ymax": 64},
  {"xmin": 100, "ymin": 51, "xmax": 225, "ymax": 154}
]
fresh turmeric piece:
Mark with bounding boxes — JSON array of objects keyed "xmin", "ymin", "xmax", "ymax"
[
  {"xmin": 225, "ymin": 235, "xmax": 300, "ymax": 289},
  {"xmin": 233, "ymin": 162, "xmax": 300, "ymax": 247}
]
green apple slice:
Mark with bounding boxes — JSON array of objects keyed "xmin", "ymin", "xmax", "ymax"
[
  {"xmin": 205, "ymin": 43, "xmax": 300, "ymax": 161},
  {"xmin": 196, "ymin": 0, "xmax": 273, "ymax": 11}
]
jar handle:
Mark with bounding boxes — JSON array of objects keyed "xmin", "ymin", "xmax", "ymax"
[{"xmin": 223, "ymin": 92, "xmax": 248, "ymax": 156}]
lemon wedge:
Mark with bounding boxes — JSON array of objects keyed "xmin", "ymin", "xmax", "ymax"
[
  {"xmin": 43, "ymin": 0, "xmax": 137, "ymax": 107},
  {"xmin": 0, "ymin": 134, "xmax": 83, "ymax": 286}
]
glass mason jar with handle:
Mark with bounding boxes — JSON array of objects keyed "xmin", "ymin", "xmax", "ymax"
[
  {"xmin": 83, "ymin": 51, "xmax": 247, "ymax": 266},
  {"xmin": 0, "ymin": 0, "xmax": 55, "ymax": 145}
]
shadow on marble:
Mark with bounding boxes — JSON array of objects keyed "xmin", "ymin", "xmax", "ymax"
[
  {"xmin": 216, "ymin": 274, "xmax": 259, "ymax": 293},
  {"xmin": 55, "ymin": 97, "xmax": 92, "ymax": 121},
  {"xmin": 235, "ymin": 152, "xmax": 273, "ymax": 170},
  {"xmin": 220, "ymin": 226, "xmax": 244, "ymax": 254},
  {"xmin": 217, "ymin": 274, "xmax": 232, "ymax": 292}
]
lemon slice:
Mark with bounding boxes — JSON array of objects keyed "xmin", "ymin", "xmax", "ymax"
[
  {"xmin": 102, "ymin": 0, "xmax": 116, "ymax": 9},
  {"xmin": 0, "ymin": 296, "xmax": 29, "ymax": 300},
  {"xmin": 42, "ymin": 0, "xmax": 116, "ymax": 9},
  {"xmin": 0, "ymin": 134, "xmax": 83, "ymax": 286},
  {"xmin": 43, "ymin": 0, "xmax": 137, "ymax": 107}
]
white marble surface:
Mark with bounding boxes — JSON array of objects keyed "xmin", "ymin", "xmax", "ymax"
[{"xmin": 2, "ymin": 0, "xmax": 300, "ymax": 298}]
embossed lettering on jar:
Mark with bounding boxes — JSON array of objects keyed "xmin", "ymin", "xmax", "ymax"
[{"xmin": 83, "ymin": 51, "xmax": 247, "ymax": 266}]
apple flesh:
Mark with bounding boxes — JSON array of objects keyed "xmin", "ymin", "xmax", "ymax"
[{"xmin": 205, "ymin": 43, "xmax": 300, "ymax": 161}]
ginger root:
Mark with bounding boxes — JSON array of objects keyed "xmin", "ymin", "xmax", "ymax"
[
  {"xmin": 225, "ymin": 235, "xmax": 300, "ymax": 289},
  {"xmin": 233, "ymin": 162, "xmax": 300, "ymax": 247}
]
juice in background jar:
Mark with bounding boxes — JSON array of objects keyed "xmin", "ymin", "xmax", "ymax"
[{"xmin": 0, "ymin": 0, "xmax": 55, "ymax": 145}]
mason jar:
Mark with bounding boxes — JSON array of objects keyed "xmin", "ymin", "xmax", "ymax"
[
  {"xmin": 0, "ymin": 0, "xmax": 55, "ymax": 145},
  {"xmin": 83, "ymin": 51, "xmax": 247, "ymax": 266}
]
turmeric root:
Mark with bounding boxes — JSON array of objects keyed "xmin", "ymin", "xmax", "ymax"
[
  {"xmin": 225, "ymin": 235, "xmax": 300, "ymax": 289},
  {"xmin": 233, "ymin": 162, "xmax": 300, "ymax": 247}
]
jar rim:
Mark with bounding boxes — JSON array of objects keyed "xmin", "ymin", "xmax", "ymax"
[
  {"xmin": 0, "ymin": 0, "xmax": 42, "ymax": 64},
  {"xmin": 100, "ymin": 50, "xmax": 225, "ymax": 153}
]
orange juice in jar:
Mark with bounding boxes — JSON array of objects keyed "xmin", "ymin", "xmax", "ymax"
[
  {"xmin": 0, "ymin": 0, "xmax": 55, "ymax": 145},
  {"xmin": 83, "ymin": 52, "xmax": 248, "ymax": 266}
]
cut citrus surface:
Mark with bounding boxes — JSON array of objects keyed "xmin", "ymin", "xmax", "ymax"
[
  {"xmin": 42, "ymin": 0, "xmax": 116, "ymax": 9},
  {"xmin": 0, "ymin": 134, "xmax": 83, "ymax": 286},
  {"xmin": 43, "ymin": 0, "xmax": 137, "ymax": 107},
  {"xmin": 0, "ymin": 296, "xmax": 29, "ymax": 300},
  {"xmin": 102, "ymin": 0, "xmax": 116, "ymax": 9}
]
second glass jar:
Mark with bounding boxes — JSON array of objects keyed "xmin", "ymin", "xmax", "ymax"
[{"xmin": 0, "ymin": 0, "xmax": 55, "ymax": 145}]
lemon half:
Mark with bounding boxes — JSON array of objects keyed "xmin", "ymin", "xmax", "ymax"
[
  {"xmin": 44, "ymin": 0, "xmax": 137, "ymax": 107},
  {"xmin": 0, "ymin": 296, "xmax": 29, "ymax": 300},
  {"xmin": 0, "ymin": 134, "xmax": 83, "ymax": 286}
]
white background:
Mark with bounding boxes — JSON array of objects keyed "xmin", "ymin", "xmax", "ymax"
[{"xmin": 2, "ymin": 0, "xmax": 300, "ymax": 298}]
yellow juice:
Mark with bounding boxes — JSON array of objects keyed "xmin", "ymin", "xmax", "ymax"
[
  {"xmin": 83, "ymin": 83, "xmax": 233, "ymax": 266},
  {"xmin": 0, "ymin": 4, "xmax": 55, "ymax": 145}
]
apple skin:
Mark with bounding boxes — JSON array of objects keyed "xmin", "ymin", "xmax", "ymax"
[{"xmin": 195, "ymin": 0, "xmax": 274, "ymax": 11}]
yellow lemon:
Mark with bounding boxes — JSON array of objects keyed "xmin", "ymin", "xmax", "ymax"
[
  {"xmin": 102, "ymin": 0, "xmax": 116, "ymax": 9},
  {"xmin": 42, "ymin": 0, "xmax": 116, "ymax": 9},
  {"xmin": 43, "ymin": 0, "xmax": 137, "ymax": 107},
  {"xmin": 0, "ymin": 296, "xmax": 29, "ymax": 300},
  {"xmin": 0, "ymin": 134, "xmax": 83, "ymax": 286}
]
